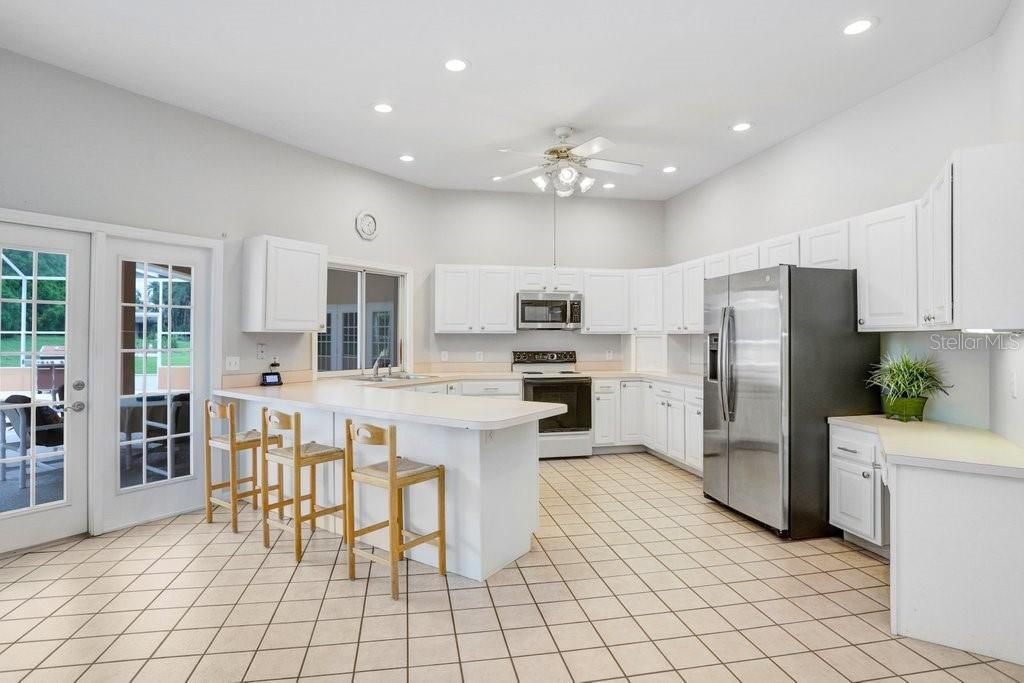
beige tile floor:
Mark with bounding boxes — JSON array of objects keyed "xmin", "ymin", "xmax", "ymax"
[{"xmin": 0, "ymin": 452, "xmax": 1021, "ymax": 682}]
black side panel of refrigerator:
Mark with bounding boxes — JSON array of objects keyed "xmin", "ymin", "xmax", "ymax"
[{"xmin": 787, "ymin": 267, "xmax": 880, "ymax": 539}]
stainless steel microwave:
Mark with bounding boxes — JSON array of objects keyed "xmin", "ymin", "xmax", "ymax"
[{"xmin": 517, "ymin": 292, "xmax": 583, "ymax": 330}]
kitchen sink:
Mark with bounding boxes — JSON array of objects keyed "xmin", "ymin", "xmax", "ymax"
[{"xmin": 347, "ymin": 373, "xmax": 438, "ymax": 383}]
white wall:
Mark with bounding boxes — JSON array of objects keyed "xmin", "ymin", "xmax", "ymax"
[{"xmin": 0, "ymin": 49, "xmax": 663, "ymax": 377}]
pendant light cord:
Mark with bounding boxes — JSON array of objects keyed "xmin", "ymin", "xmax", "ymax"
[{"xmin": 552, "ymin": 187, "xmax": 558, "ymax": 267}]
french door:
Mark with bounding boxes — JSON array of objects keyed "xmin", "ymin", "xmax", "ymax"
[
  {"xmin": 91, "ymin": 237, "xmax": 211, "ymax": 533},
  {"xmin": 0, "ymin": 224, "xmax": 91, "ymax": 553}
]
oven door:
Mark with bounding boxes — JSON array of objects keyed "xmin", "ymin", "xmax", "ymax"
[
  {"xmin": 523, "ymin": 377, "xmax": 592, "ymax": 433},
  {"xmin": 517, "ymin": 292, "xmax": 581, "ymax": 330}
]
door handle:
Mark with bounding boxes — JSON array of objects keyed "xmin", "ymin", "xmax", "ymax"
[
  {"xmin": 68, "ymin": 401, "xmax": 86, "ymax": 412},
  {"xmin": 836, "ymin": 445, "xmax": 858, "ymax": 455}
]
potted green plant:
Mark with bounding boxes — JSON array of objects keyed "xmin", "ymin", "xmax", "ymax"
[{"xmin": 866, "ymin": 352, "xmax": 952, "ymax": 422}]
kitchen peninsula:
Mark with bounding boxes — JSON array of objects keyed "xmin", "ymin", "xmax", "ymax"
[{"xmin": 214, "ymin": 379, "xmax": 566, "ymax": 581}]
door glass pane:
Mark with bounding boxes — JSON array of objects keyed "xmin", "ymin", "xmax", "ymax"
[
  {"xmin": 320, "ymin": 269, "xmax": 358, "ymax": 371},
  {"xmin": 118, "ymin": 259, "xmax": 193, "ymax": 488},
  {"xmin": 363, "ymin": 273, "xmax": 400, "ymax": 369},
  {"xmin": 0, "ymin": 248, "xmax": 71, "ymax": 517}
]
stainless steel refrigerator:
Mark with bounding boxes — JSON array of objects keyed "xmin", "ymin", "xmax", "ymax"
[{"xmin": 703, "ymin": 265, "xmax": 879, "ymax": 539}]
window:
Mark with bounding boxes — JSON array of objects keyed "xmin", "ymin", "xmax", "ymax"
[{"xmin": 317, "ymin": 267, "xmax": 403, "ymax": 374}]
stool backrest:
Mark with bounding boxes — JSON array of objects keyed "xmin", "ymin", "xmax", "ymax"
[
  {"xmin": 345, "ymin": 420, "xmax": 398, "ymax": 480},
  {"xmin": 261, "ymin": 407, "xmax": 301, "ymax": 454},
  {"xmin": 205, "ymin": 399, "xmax": 238, "ymax": 445}
]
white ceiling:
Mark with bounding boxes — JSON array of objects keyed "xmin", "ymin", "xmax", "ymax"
[{"xmin": 0, "ymin": 0, "xmax": 1009, "ymax": 200}]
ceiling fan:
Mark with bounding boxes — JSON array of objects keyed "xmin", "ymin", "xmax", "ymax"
[{"xmin": 495, "ymin": 126, "xmax": 643, "ymax": 197}]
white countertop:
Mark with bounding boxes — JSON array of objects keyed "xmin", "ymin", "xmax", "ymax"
[
  {"xmin": 215, "ymin": 379, "xmax": 567, "ymax": 431},
  {"xmin": 829, "ymin": 415, "xmax": 1024, "ymax": 479},
  {"xmin": 362, "ymin": 370, "xmax": 704, "ymax": 390}
]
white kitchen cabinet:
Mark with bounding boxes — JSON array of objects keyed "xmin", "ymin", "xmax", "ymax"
[
  {"xmin": 681, "ymin": 259, "xmax": 704, "ymax": 333},
  {"xmin": 435, "ymin": 265, "xmax": 515, "ymax": 334},
  {"xmin": 665, "ymin": 397, "xmax": 685, "ymax": 462},
  {"xmin": 582, "ymin": 269, "xmax": 631, "ymax": 334},
  {"xmin": 649, "ymin": 392, "xmax": 669, "ymax": 454},
  {"xmin": 759, "ymin": 233, "xmax": 800, "ymax": 268},
  {"xmin": 662, "ymin": 264, "xmax": 684, "ymax": 334},
  {"xmin": 619, "ymin": 381, "xmax": 645, "ymax": 444},
  {"xmin": 552, "ymin": 268, "xmax": 582, "ymax": 292},
  {"xmin": 729, "ymin": 246, "xmax": 760, "ymax": 274},
  {"xmin": 917, "ymin": 165, "xmax": 954, "ymax": 329},
  {"xmin": 476, "ymin": 267, "xmax": 517, "ymax": 333},
  {"xmin": 241, "ymin": 235, "xmax": 328, "ymax": 333},
  {"xmin": 632, "ymin": 334, "xmax": 668, "ymax": 374},
  {"xmin": 828, "ymin": 425, "xmax": 887, "ymax": 547},
  {"xmin": 515, "ymin": 267, "xmax": 550, "ymax": 291},
  {"xmin": 593, "ymin": 382, "xmax": 619, "ymax": 446},
  {"xmin": 459, "ymin": 380, "xmax": 521, "ymax": 398},
  {"xmin": 850, "ymin": 202, "xmax": 918, "ymax": 331},
  {"xmin": 704, "ymin": 252, "xmax": 730, "ymax": 279},
  {"xmin": 683, "ymin": 390, "xmax": 703, "ymax": 473},
  {"xmin": 800, "ymin": 220, "xmax": 849, "ymax": 269},
  {"xmin": 630, "ymin": 268, "xmax": 664, "ymax": 333},
  {"xmin": 414, "ymin": 383, "xmax": 448, "ymax": 394}
]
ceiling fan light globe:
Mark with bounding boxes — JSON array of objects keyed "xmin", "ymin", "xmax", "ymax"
[
  {"xmin": 579, "ymin": 176, "xmax": 596, "ymax": 193},
  {"xmin": 558, "ymin": 166, "xmax": 578, "ymax": 185},
  {"xmin": 556, "ymin": 187, "xmax": 574, "ymax": 198},
  {"xmin": 532, "ymin": 175, "xmax": 549, "ymax": 192}
]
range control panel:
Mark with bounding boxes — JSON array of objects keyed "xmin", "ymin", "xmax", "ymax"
[{"xmin": 511, "ymin": 350, "xmax": 577, "ymax": 364}]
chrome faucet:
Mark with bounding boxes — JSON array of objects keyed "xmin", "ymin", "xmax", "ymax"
[{"xmin": 371, "ymin": 349, "xmax": 390, "ymax": 379}]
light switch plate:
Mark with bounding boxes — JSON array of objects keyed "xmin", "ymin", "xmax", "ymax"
[
  {"xmin": 475, "ymin": 351, "xmax": 484, "ymax": 361},
  {"xmin": 441, "ymin": 351, "xmax": 448, "ymax": 362},
  {"xmin": 225, "ymin": 356, "xmax": 240, "ymax": 371}
]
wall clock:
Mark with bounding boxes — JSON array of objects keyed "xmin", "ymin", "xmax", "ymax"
[{"xmin": 355, "ymin": 211, "xmax": 378, "ymax": 240}]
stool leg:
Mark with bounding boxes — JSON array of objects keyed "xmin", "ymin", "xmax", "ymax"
[
  {"xmin": 437, "ymin": 466, "xmax": 446, "ymax": 576},
  {"xmin": 204, "ymin": 442, "xmax": 213, "ymax": 524},
  {"xmin": 250, "ymin": 446, "xmax": 259, "ymax": 510},
  {"xmin": 261, "ymin": 452, "xmax": 270, "ymax": 549},
  {"xmin": 293, "ymin": 459, "xmax": 303, "ymax": 562},
  {"xmin": 396, "ymin": 486, "xmax": 405, "ymax": 561},
  {"xmin": 310, "ymin": 462, "xmax": 317, "ymax": 532},
  {"xmin": 346, "ymin": 470, "xmax": 356, "ymax": 581},
  {"xmin": 229, "ymin": 447, "xmax": 239, "ymax": 533},
  {"xmin": 389, "ymin": 483, "xmax": 401, "ymax": 600},
  {"xmin": 277, "ymin": 464, "xmax": 285, "ymax": 519}
]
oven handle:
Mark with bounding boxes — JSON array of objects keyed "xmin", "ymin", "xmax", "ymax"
[{"xmin": 522, "ymin": 377, "xmax": 592, "ymax": 385}]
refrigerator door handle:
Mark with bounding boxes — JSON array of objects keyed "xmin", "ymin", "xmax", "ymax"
[{"xmin": 723, "ymin": 305, "xmax": 735, "ymax": 421}]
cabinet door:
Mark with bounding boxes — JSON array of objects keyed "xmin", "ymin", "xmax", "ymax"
[
  {"xmin": 650, "ymin": 397, "xmax": 668, "ymax": 453},
  {"xmin": 663, "ymin": 264, "xmax": 685, "ymax": 333},
  {"xmin": 434, "ymin": 266, "xmax": 477, "ymax": 333},
  {"xmin": 800, "ymin": 221, "xmax": 850, "ymax": 269},
  {"xmin": 759, "ymin": 234, "xmax": 800, "ymax": 268},
  {"xmin": 666, "ymin": 399, "xmax": 685, "ymax": 461},
  {"xmin": 829, "ymin": 457, "xmax": 876, "ymax": 541},
  {"xmin": 705, "ymin": 253, "xmax": 730, "ymax": 279},
  {"xmin": 552, "ymin": 268, "xmax": 582, "ymax": 292},
  {"xmin": 850, "ymin": 203, "xmax": 918, "ymax": 330},
  {"xmin": 631, "ymin": 269, "xmax": 664, "ymax": 333},
  {"xmin": 582, "ymin": 270, "xmax": 630, "ymax": 334},
  {"xmin": 593, "ymin": 394, "xmax": 619, "ymax": 446},
  {"xmin": 619, "ymin": 382, "xmax": 644, "ymax": 443},
  {"xmin": 918, "ymin": 166, "xmax": 954, "ymax": 328},
  {"xmin": 264, "ymin": 238, "xmax": 327, "ymax": 331},
  {"xmin": 477, "ymin": 267, "xmax": 516, "ymax": 333},
  {"xmin": 729, "ymin": 246, "xmax": 760, "ymax": 274},
  {"xmin": 682, "ymin": 259, "xmax": 705, "ymax": 333},
  {"xmin": 684, "ymin": 400, "xmax": 703, "ymax": 472},
  {"xmin": 516, "ymin": 267, "xmax": 551, "ymax": 292}
]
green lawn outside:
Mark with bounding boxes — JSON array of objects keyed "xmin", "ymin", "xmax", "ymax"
[{"xmin": 2, "ymin": 333, "xmax": 190, "ymax": 369}]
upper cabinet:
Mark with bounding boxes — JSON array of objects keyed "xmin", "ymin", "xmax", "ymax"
[
  {"xmin": 917, "ymin": 167, "xmax": 953, "ymax": 329},
  {"xmin": 434, "ymin": 265, "xmax": 516, "ymax": 334},
  {"xmin": 681, "ymin": 259, "xmax": 705, "ymax": 333},
  {"xmin": 663, "ymin": 264, "xmax": 684, "ymax": 333},
  {"xmin": 729, "ymin": 245, "xmax": 760, "ymax": 274},
  {"xmin": 241, "ymin": 235, "xmax": 327, "ymax": 333},
  {"xmin": 582, "ymin": 269, "xmax": 630, "ymax": 334},
  {"xmin": 515, "ymin": 266, "xmax": 581, "ymax": 292},
  {"xmin": 850, "ymin": 202, "xmax": 919, "ymax": 331},
  {"xmin": 800, "ymin": 221, "xmax": 849, "ymax": 269},
  {"xmin": 705, "ymin": 252, "xmax": 730, "ymax": 279},
  {"xmin": 630, "ymin": 268, "xmax": 664, "ymax": 333},
  {"xmin": 759, "ymin": 233, "xmax": 800, "ymax": 268}
]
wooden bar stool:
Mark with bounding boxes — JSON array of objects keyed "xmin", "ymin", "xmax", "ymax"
[
  {"xmin": 204, "ymin": 400, "xmax": 281, "ymax": 533},
  {"xmin": 344, "ymin": 420, "xmax": 446, "ymax": 600},
  {"xmin": 260, "ymin": 407, "xmax": 347, "ymax": 562}
]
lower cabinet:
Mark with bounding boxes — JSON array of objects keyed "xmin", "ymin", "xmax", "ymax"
[
  {"xmin": 828, "ymin": 425, "xmax": 888, "ymax": 547},
  {"xmin": 665, "ymin": 398, "xmax": 685, "ymax": 461},
  {"xmin": 618, "ymin": 381, "xmax": 645, "ymax": 443},
  {"xmin": 593, "ymin": 380, "xmax": 620, "ymax": 446},
  {"xmin": 683, "ymin": 391, "xmax": 703, "ymax": 473}
]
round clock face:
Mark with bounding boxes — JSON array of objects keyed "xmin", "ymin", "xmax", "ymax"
[{"xmin": 355, "ymin": 211, "xmax": 378, "ymax": 240}]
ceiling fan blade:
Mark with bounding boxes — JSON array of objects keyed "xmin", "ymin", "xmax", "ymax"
[
  {"xmin": 569, "ymin": 136, "xmax": 614, "ymax": 158},
  {"xmin": 496, "ymin": 165, "xmax": 543, "ymax": 181},
  {"xmin": 585, "ymin": 158, "xmax": 644, "ymax": 175},
  {"xmin": 498, "ymin": 149, "xmax": 545, "ymax": 158}
]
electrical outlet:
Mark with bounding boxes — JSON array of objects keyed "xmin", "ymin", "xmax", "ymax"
[
  {"xmin": 256, "ymin": 343, "xmax": 266, "ymax": 361},
  {"xmin": 475, "ymin": 351, "xmax": 484, "ymax": 362},
  {"xmin": 441, "ymin": 351, "xmax": 448, "ymax": 362},
  {"xmin": 605, "ymin": 349, "xmax": 614, "ymax": 361},
  {"xmin": 1011, "ymin": 370, "xmax": 1018, "ymax": 399},
  {"xmin": 271, "ymin": 355, "xmax": 280, "ymax": 365},
  {"xmin": 224, "ymin": 356, "xmax": 240, "ymax": 371}
]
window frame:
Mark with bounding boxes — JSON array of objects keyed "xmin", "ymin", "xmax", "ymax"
[{"xmin": 313, "ymin": 257, "xmax": 413, "ymax": 378}]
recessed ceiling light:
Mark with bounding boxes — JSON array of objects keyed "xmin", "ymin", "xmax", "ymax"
[
  {"xmin": 731, "ymin": 122, "xmax": 752, "ymax": 132},
  {"xmin": 602, "ymin": 183, "xmax": 615, "ymax": 189},
  {"xmin": 399, "ymin": 154, "xmax": 415, "ymax": 162},
  {"xmin": 843, "ymin": 17, "xmax": 876, "ymax": 35},
  {"xmin": 444, "ymin": 58, "xmax": 469, "ymax": 72},
  {"xmin": 373, "ymin": 103, "xmax": 393, "ymax": 113},
  {"xmin": 497, "ymin": 148, "xmax": 510, "ymax": 153},
  {"xmin": 662, "ymin": 166, "xmax": 677, "ymax": 174},
  {"xmin": 492, "ymin": 176, "xmax": 502, "ymax": 182}
]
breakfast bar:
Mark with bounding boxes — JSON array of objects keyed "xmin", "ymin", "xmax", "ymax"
[{"xmin": 214, "ymin": 379, "xmax": 566, "ymax": 581}]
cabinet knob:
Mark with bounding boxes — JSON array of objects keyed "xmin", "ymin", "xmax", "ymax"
[
  {"xmin": 861, "ymin": 471, "xmax": 871, "ymax": 479},
  {"xmin": 633, "ymin": 327, "xmax": 638, "ymax": 331},
  {"xmin": 858, "ymin": 318, "xmax": 865, "ymax": 325},
  {"xmin": 468, "ymin": 326, "xmax": 474, "ymax": 330},
  {"xmin": 553, "ymin": 286, "xmax": 559, "ymax": 290},
  {"xmin": 481, "ymin": 326, "xmax": 486, "ymax": 330},
  {"xmin": 696, "ymin": 410, "xmax": 702, "ymax": 415},
  {"xmin": 586, "ymin": 327, "xmax": 591, "ymax": 331}
]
